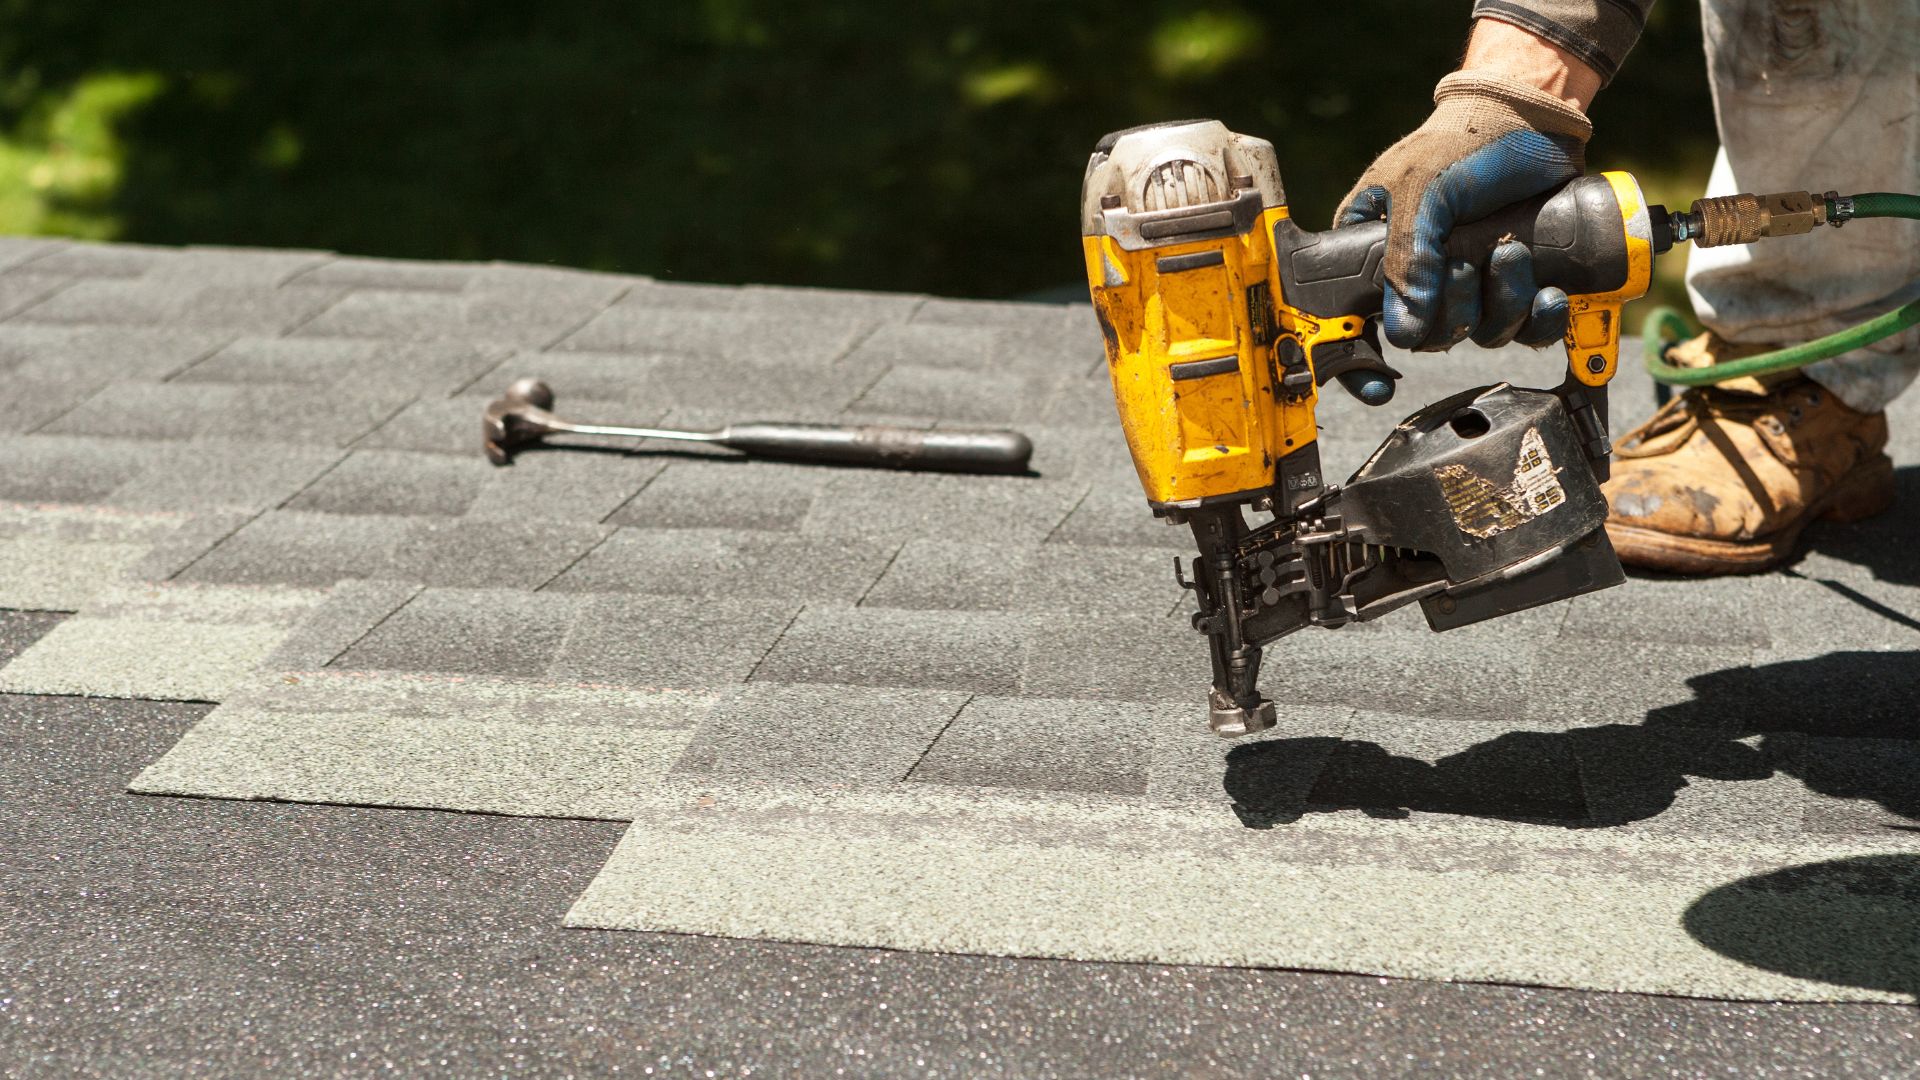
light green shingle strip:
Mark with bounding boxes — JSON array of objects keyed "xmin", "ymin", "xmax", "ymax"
[
  {"xmin": 0, "ymin": 503, "xmax": 187, "ymax": 609},
  {"xmin": 130, "ymin": 671, "xmax": 718, "ymax": 820},
  {"xmin": 0, "ymin": 616, "xmax": 298, "ymax": 700},
  {"xmin": 567, "ymin": 780, "xmax": 1920, "ymax": 1003},
  {"xmin": 0, "ymin": 581, "xmax": 325, "ymax": 699}
]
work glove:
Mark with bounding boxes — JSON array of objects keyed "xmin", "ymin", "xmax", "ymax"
[{"xmin": 1336, "ymin": 71, "xmax": 1592, "ymax": 352}]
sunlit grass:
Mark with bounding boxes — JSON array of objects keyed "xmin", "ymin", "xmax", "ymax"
[{"xmin": 0, "ymin": 71, "xmax": 163, "ymax": 238}]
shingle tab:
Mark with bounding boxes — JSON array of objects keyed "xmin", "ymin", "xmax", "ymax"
[
  {"xmin": 906, "ymin": 695, "xmax": 1155, "ymax": 796},
  {"xmin": 42, "ymin": 380, "xmax": 412, "ymax": 447},
  {"xmin": 15, "ymin": 280, "xmax": 347, "ymax": 332},
  {"xmin": 752, "ymin": 607, "xmax": 1030, "ymax": 693},
  {"xmin": 177, "ymin": 510, "xmax": 415, "ymax": 587},
  {"xmin": 606, "ymin": 459, "xmax": 825, "ymax": 531},
  {"xmin": 546, "ymin": 527, "xmax": 897, "ymax": 603},
  {"xmin": 105, "ymin": 438, "xmax": 347, "ymax": 513},
  {"xmin": 859, "ymin": 538, "xmax": 1180, "ymax": 616},
  {"xmin": 673, "ymin": 681, "xmax": 969, "ymax": 783},
  {"xmin": 295, "ymin": 288, "xmax": 609, "ymax": 348},
  {"xmin": 331, "ymin": 587, "xmax": 580, "ymax": 677},
  {"xmin": 557, "ymin": 305, "xmax": 873, "ymax": 366},
  {"xmin": 548, "ymin": 594, "xmax": 803, "ymax": 689}
]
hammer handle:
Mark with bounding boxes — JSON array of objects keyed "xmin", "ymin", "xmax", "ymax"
[{"xmin": 717, "ymin": 422, "xmax": 1033, "ymax": 474}]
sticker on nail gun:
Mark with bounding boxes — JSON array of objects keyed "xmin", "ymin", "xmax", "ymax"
[{"xmin": 1437, "ymin": 426, "xmax": 1567, "ymax": 540}]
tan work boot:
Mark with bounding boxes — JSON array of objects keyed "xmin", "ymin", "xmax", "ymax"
[{"xmin": 1603, "ymin": 334, "xmax": 1895, "ymax": 575}]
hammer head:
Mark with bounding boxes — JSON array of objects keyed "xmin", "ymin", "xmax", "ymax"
[{"xmin": 482, "ymin": 378, "xmax": 560, "ymax": 465}]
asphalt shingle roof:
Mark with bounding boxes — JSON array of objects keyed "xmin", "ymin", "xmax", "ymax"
[{"xmin": 0, "ymin": 237, "xmax": 1915, "ymax": 1005}]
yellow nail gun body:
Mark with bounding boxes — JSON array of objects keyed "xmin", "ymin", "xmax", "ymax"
[{"xmin": 1082, "ymin": 120, "xmax": 1660, "ymax": 736}]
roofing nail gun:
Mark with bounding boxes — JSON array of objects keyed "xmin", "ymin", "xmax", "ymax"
[{"xmin": 1081, "ymin": 120, "xmax": 1662, "ymax": 738}]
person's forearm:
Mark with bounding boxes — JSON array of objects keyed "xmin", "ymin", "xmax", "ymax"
[
  {"xmin": 1462, "ymin": 18, "xmax": 1604, "ymax": 111},
  {"xmin": 1469, "ymin": 0, "xmax": 1654, "ymax": 88}
]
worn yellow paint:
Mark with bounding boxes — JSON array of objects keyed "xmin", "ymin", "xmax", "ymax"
[
  {"xmin": 1085, "ymin": 205, "xmax": 1327, "ymax": 509},
  {"xmin": 1565, "ymin": 170, "xmax": 1656, "ymax": 389}
]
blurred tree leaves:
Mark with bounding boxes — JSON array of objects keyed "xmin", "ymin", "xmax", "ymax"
[{"xmin": 0, "ymin": 1, "xmax": 1713, "ymax": 297}]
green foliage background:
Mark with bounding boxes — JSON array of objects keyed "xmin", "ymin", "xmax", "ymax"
[{"xmin": 0, "ymin": 1, "xmax": 1715, "ymax": 299}]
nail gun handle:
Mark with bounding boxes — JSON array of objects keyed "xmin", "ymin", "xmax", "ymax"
[
  {"xmin": 717, "ymin": 422, "xmax": 1034, "ymax": 474},
  {"xmin": 1275, "ymin": 176, "xmax": 1642, "ymax": 321}
]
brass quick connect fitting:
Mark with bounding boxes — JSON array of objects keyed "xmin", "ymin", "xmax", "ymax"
[{"xmin": 1685, "ymin": 190, "xmax": 1828, "ymax": 247}]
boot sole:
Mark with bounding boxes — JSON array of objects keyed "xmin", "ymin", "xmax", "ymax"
[{"xmin": 1605, "ymin": 453, "xmax": 1896, "ymax": 576}]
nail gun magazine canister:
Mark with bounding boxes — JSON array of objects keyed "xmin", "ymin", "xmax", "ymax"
[{"xmin": 1080, "ymin": 120, "xmax": 1320, "ymax": 515}]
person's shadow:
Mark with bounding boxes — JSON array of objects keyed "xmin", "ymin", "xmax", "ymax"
[{"xmin": 1225, "ymin": 648, "xmax": 1920, "ymax": 829}]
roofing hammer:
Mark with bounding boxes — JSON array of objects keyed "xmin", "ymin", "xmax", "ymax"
[{"xmin": 482, "ymin": 378, "xmax": 1034, "ymax": 474}]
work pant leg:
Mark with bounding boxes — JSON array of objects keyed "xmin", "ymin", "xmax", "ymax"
[{"xmin": 1689, "ymin": 0, "xmax": 1920, "ymax": 412}]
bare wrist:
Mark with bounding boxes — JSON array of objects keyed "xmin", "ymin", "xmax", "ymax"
[{"xmin": 1462, "ymin": 17, "xmax": 1602, "ymax": 110}]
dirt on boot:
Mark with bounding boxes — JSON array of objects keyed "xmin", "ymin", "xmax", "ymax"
[{"xmin": 1603, "ymin": 361, "xmax": 1893, "ymax": 575}]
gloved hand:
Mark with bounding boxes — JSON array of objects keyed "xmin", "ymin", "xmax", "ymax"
[{"xmin": 1337, "ymin": 71, "xmax": 1592, "ymax": 352}]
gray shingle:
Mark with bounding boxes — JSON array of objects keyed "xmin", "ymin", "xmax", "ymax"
[
  {"xmin": 556, "ymin": 305, "xmax": 872, "ymax": 366},
  {"xmin": 330, "ymin": 587, "xmax": 579, "ymax": 677},
  {"xmin": 0, "ymin": 435, "xmax": 154, "ymax": 503},
  {"xmin": 470, "ymin": 351, "xmax": 668, "ymax": 408},
  {"xmin": 285, "ymin": 449, "xmax": 486, "ymax": 517},
  {"xmin": 0, "ymin": 272, "xmax": 72, "ymax": 319},
  {"xmin": 859, "ymin": 539, "xmax": 1180, "ymax": 616},
  {"xmin": 1045, "ymin": 474, "xmax": 1194, "ymax": 549},
  {"xmin": 549, "ymin": 594, "xmax": 806, "ymax": 689},
  {"xmin": 105, "ymin": 439, "xmax": 347, "ymax": 513},
  {"xmin": 383, "ymin": 517, "xmax": 613, "ymax": 589},
  {"xmin": 0, "ymin": 237, "xmax": 68, "ymax": 272},
  {"xmin": 466, "ymin": 263, "xmax": 634, "ymax": 306},
  {"xmin": 545, "ymin": 527, "xmax": 896, "ymax": 603},
  {"xmin": 911, "ymin": 297, "xmax": 1076, "ymax": 335},
  {"xmin": 605, "ymin": 459, "xmax": 825, "ymax": 532},
  {"xmin": 176, "ymin": 336, "xmax": 505, "ymax": 397},
  {"xmin": 672, "ymin": 681, "xmax": 969, "ymax": 783},
  {"xmin": 752, "ymin": 607, "xmax": 1030, "ymax": 693},
  {"xmin": 41, "ymin": 381, "xmax": 412, "ymax": 447},
  {"xmin": 3, "ymin": 324, "xmax": 235, "ymax": 382},
  {"xmin": 465, "ymin": 449, "xmax": 669, "ymax": 524},
  {"xmin": 616, "ymin": 280, "xmax": 744, "ymax": 311},
  {"xmin": 738, "ymin": 284, "xmax": 925, "ymax": 322},
  {"xmin": 296, "ymin": 257, "xmax": 482, "ymax": 291},
  {"xmin": 149, "ymin": 247, "xmax": 334, "ymax": 287},
  {"xmin": 171, "ymin": 335, "xmax": 379, "ymax": 384},
  {"xmin": 1557, "ymin": 574, "xmax": 1770, "ymax": 646},
  {"xmin": 841, "ymin": 322, "xmax": 1004, "ymax": 371},
  {"xmin": 907, "ymin": 695, "xmax": 1155, "ymax": 796},
  {"xmin": 14, "ymin": 280, "xmax": 347, "ymax": 332},
  {"xmin": 798, "ymin": 471, "xmax": 1088, "ymax": 547},
  {"xmin": 1527, "ymin": 639, "xmax": 1761, "ymax": 731},
  {"xmin": 653, "ymin": 353, "xmax": 888, "ymax": 415},
  {"xmin": 295, "ymin": 289, "xmax": 608, "ymax": 348},
  {"xmin": 262, "ymin": 578, "xmax": 425, "ymax": 671},
  {"xmin": 23, "ymin": 241, "xmax": 177, "ymax": 278},
  {"xmin": 176, "ymin": 510, "xmax": 414, "ymax": 587},
  {"xmin": 1018, "ymin": 613, "xmax": 1203, "ymax": 704},
  {"xmin": 844, "ymin": 365, "xmax": 1063, "ymax": 424}
]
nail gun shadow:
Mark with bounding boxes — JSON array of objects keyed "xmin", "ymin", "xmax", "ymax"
[
  {"xmin": 1683, "ymin": 855, "xmax": 1920, "ymax": 1001},
  {"xmin": 1224, "ymin": 649, "xmax": 1920, "ymax": 830}
]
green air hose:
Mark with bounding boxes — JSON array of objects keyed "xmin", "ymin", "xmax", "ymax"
[{"xmin": 1643, "ymin": 191, "xmax": 1920, "ymax": 388}]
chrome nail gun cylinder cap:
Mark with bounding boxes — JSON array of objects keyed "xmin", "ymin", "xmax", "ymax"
[{"xmin": 1080, "ymin": 120, "xmax": 1287, "ymax": 243}]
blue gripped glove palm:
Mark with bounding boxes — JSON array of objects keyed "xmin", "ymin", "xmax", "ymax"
[{"xmin": 1336, "ymin": 71, "xmax": 1593, "ymax": 352}]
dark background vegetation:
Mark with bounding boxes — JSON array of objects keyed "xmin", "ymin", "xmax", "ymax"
[{"xmin": 0, "ymin": 1, "xmax": 1716, "ymax": 299}]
